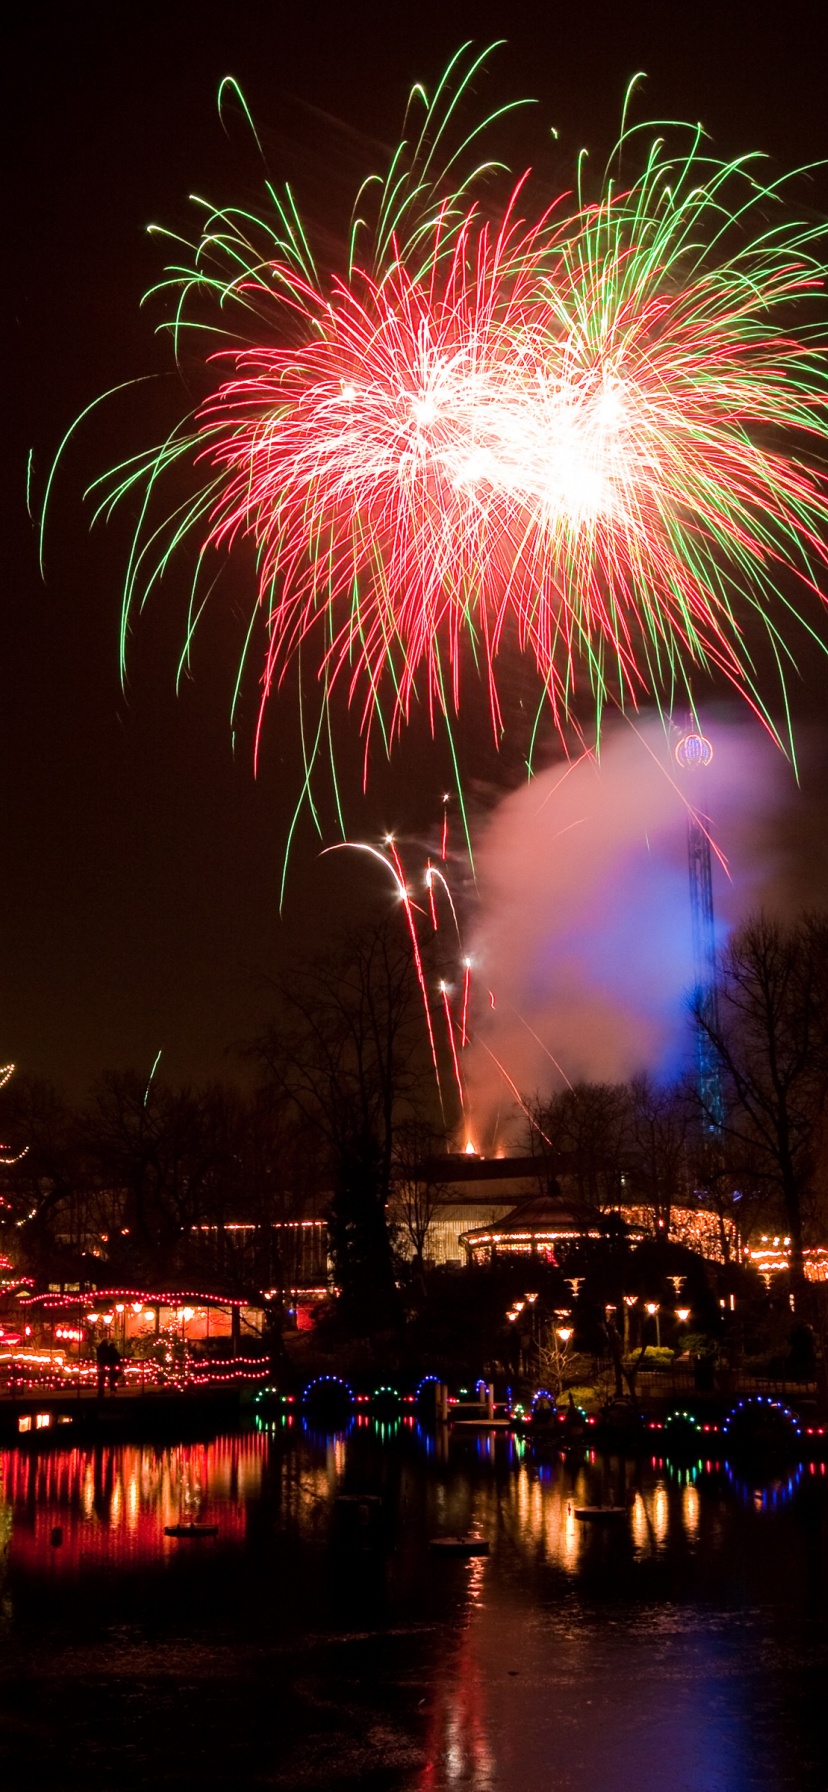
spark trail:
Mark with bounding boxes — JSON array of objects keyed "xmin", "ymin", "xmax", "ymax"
[
  {"xmin": 324, "ymin": 828, "xmax": 474, "ymax": 1122},
  {"xmin": 321, "ymin": 839, "xmax": 443, "ymax": 1102}
]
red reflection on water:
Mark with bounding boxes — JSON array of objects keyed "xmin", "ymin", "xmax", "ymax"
[
  {"xmin": 418, "ymin": 1556, "xmax": 495, "ymax": 1788},
  {"xmin": 0, "ymin": 1433, "xmax": 267, "ymax": 1575}
]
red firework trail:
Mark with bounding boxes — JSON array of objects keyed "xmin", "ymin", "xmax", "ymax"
[
  {"xmin": 384, "ymin": 836, "xmax": 445, "ymax": 1107},
  {"xmin": 426, "ymin": 858, "xmax": 439, "ymax": 930},
  {"xmin": 325, "ymin": 827, "xmax": 476, "ymax": 1125},
  {"xmin": 471, "ymin": 1033, "xmax": 554, "ymax": 1149},
  {"xmin": 321, "ymin": 839, "xmax": 443, "ymax": 1105},
  {"xmin": 510, "ymin": 1009, "xmax": 575, "ymax": 1091},
  {"xmin": 424, "ymin": 864, "xmax": 462, "ymax": 944},
  {"xmin": 440, "ymin": 981, "xmax": 465, "ymax": 1110},
  {"xmin": 323, "ymin": 826, "xmax": 557, "ymax": 1145},
  {"xmin": 460, "ymin": 960, "xmax": 471, "ymax": 1049}
]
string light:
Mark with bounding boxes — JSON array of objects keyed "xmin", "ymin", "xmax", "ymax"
[{"xmin": 21, "ymin": 1286, "xmax": 254, "ymax": 1309}]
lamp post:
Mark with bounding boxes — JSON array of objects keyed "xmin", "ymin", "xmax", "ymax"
[
  {"xmin": 622, "ymin": 1294, "xmax": 637, "ymax": 1353},
  {"xmin": 558, "ymin": 1325, "xmax": 573, "ymax": 1393},
  {"xmin": 645, "ymin": 1301, "xmax": 661, "ymax": 1349},
  {"xmin": 556, "ymin": 1325, "xmax": 573, "ymax": 1399},
  {"xmin": 507, "ymin": 1301, "xmax": 526, "ymax": 1375},
  {"xmin": 524, "ymin": 1292, "xmax": 539, "ymax": 1367}
]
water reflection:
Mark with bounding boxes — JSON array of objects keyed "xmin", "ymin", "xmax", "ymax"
[
  {"xmin": 0, "ymin": 1435, "xmax": 261, "ymax": 1574},
  {"xmin": 683, "ymin": 1480, "xmax": 700, "ymax": 1539},
  {"xmin": 2, "ymin": 1427, "xmax": 815, "ymax": 1585},
  {"xmin": 725, "ymin": 1460, "xmax": 805, "ymax": 1510},
  {"xmin": 0, "ymin": 1423, "xmax": 824, "ymax": 1789},
  {"xmin": 419, "ymin": 1602, "xmax": 496, "ymax": 1790},
  {"xmin": 2, "ymin": 1425, "xmax": 826, "ymax": 1594}
]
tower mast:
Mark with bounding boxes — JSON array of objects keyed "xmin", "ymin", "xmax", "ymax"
[{"xmin": 675, "ymin": 728, "xmax": 723, "ymax": 1131}]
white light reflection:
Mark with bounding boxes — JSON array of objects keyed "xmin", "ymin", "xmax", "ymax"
[
  {"xmin": 561, "ymin": 1496, "xmax": 580, "ymax": 1570},
  {"xmin": 516, "ymin": 1465, "xmax": 531, "ymax": 1528},
  {"xmin": 631, "ymin": 1492, "xmax": 649, "ymax": 1551},
  {"xmin": 653, "ymin": 1482, "xmax": 669, "ymax": 1547},
  {"xmin": 682, "ymin": 1482, "xmax": 700, "ymax": 1540}
]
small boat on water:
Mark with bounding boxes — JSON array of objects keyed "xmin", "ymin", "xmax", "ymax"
[
  {"xmin": 164, "ymin": 1523, "xmax": 219, "ymax": 1539},
  {"xmin": 430, "ymin": 1536, "xmax": 490, "ymax": 1556},
  {"xmin": 572, "ymin": 1505, "xmax": 627, "ymax": 1523}
]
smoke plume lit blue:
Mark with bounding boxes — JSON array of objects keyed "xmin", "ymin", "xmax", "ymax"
[{"xmin": 465, "ymin": 714, "xmax": 789, "ymax": 1145}]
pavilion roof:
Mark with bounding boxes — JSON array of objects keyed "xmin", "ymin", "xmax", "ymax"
[{"xmin": 460, "ymin": 1189, "xmax": 614, "ymax": 1246}]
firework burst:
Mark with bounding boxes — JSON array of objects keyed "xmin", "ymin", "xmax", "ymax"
[{"xmin": 45, "ymin": 46, "xmax": 828, "ymax": 818}]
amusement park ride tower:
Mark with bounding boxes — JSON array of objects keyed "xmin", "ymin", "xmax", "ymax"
[{"xmin": 675, "ymin": 727, "xmax": 724, "ymax": 1131}]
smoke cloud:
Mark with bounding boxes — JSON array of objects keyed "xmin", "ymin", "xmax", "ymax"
[{"xmin": 463, "ymin": 714, "xmax": 791, "ymax": 1149}]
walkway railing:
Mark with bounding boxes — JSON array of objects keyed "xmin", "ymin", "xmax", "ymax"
[{"xmin": 0, "ymin": 1349, "xmax": 271, "ymax": 1400}]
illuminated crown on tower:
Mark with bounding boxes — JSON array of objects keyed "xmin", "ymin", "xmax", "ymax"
[{"xmin": 674, "ymin": 730, "xmax": 714, "ymax": 770}]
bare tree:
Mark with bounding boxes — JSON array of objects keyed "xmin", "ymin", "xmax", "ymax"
[
  {"xmin": 180, "ymin": 1085, "xmax": 325, "ymax": 1299},
  {"xmin": 391, "ymin": 1119, "xmax": 447, "ymax": 1275},
  {"xmin": 603, "ymin": 1311, "xmax": 650, "ymax": 1404},
  {"xmin": 693, "ymin": 912, "xmax": 828, "ymax": 1291},
  {"xmin": 535, "ymin": 1319, "xmax": 575, "ymax": 1400},
  {"xmin": 86, "ymin": 1072, "xmax": 222, "ymax": 1280},
  {"xmin": 527, "ymin": 1081, "xmax": 631, "ymax": 1208},
  {"xmin": 251, "ymin": 919, "xmax": 431, "ymax": 1324},
  {"xmin": 0, "ymin": 1075, "xmax": 84, "ymax": 1278},
  {"xmin": 627, "ymin": 1074, "xmax": 692, "ymax": 1234}
]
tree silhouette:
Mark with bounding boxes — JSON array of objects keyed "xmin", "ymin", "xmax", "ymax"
[{"xmin": 692, "ymin": 911, "xmax": 828, "ymax": 1292}]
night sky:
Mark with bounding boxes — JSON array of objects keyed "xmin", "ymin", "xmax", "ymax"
[{"xmin": 7, "ymin": 0, "xmax": 828, "ymax": 1099}]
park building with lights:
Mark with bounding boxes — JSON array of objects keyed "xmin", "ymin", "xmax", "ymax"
[{"xmin": 396, "ymin": 1152, "xmax": 740, "ymax": 1268}]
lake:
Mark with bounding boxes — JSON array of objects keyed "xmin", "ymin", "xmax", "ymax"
[{"xmin": 0, "ymin": 1418, "xmax": 825, "ymax": 1789}]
